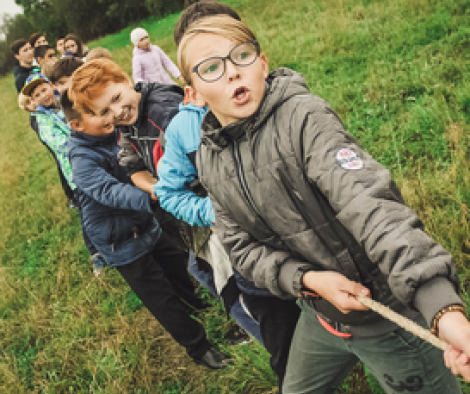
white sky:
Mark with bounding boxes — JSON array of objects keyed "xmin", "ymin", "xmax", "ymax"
[
  {"xmin": 0, "ymin": 0, "xmax": 23, "ymax": 17},
  {"xmin": 0, "ymin": 0, "xmax": 23, "ymax": 39}
]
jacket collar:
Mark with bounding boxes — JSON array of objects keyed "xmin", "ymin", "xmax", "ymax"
[{"xmin": 70, "ymin": 128, "xmax": 119, "ymax": 146}]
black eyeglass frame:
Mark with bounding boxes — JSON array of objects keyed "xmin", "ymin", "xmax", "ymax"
[{"xmin": 190, "ymin": 40, "xmax": 260, "ymax": 83}]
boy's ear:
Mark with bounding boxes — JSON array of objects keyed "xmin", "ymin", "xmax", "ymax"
[
  {"xmin": 260, "ymin": 53, "xmax": 269, "ymax": 80},
  {"xmin": 69, "ymin": 119, "xmax": 84, "ymax": 132},
  {"xmin": 184, "ymin": 85, "xmax": 206, "ymax": 107}
]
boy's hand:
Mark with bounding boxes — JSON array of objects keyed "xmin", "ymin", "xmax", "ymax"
[
  {"xmin": 302, "ymin": 271, "xmax": 370, "ymax": 314},
  {"xmin": 439, "ymin": 311, "xmax": 470, "ymax": 381}
]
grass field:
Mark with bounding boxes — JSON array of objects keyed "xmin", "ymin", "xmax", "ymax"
[{"xmin": 0, "ymin": 0, "xmax": 469, "ymax": 392}]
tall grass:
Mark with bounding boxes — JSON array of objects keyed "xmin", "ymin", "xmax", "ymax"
[{"xmin": 0, "ymin": 0, "xmax": 469, "ymax": 392}]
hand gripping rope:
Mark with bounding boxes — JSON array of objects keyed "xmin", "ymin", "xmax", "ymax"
[{"xmin": 357, "ymin": 296, "xmax": 447, "ymax": 351}]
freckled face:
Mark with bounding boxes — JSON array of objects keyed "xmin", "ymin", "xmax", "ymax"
[{"xmin": 90, "ymin": 80, "xmax": 141, "ymax": 126}]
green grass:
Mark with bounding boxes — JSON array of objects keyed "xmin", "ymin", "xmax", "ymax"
[{"xmin": 1, "ymin": 0, "xmax": 470, "ymax": 392}]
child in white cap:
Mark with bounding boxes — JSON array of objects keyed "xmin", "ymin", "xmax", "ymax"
[{"xmin": 130, "ymin": 27, "xmax": 185, "ymax": 85}]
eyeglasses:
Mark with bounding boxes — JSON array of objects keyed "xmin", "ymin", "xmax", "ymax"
[{"xmin": 191, "ymin": 40, "xmax": 260, "ymax": 83}]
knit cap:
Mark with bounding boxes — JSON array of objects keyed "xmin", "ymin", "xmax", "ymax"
[{"xmin": 130, "ymin": 28, "xmax": 148, "ymax": 46}]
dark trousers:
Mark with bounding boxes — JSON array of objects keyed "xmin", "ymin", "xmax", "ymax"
[
  {"xmin": 243, "ymin": 293, "xmax": 300, "ymax": 393},
  {"xmin": 116, "ymin": 232, "xmax": 211, "ymax": 359},
  {"xmin": 77, "ymin": 201, "xmax": 98, "ymax": 256}
]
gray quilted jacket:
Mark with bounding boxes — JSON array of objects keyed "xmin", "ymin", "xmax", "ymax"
[{"xmin": 197, "ymin": 68, "xmax": 461, "ymax": 333}]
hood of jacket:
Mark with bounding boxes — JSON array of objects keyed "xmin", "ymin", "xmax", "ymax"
[
  {"xmin": 200, "ymin": 68, "xmax": 310, "ymax": 151},
  {"xmin": 133, "ymin": 81, "xmax": 184, "ymax": 130},
  {"xmin": 178, "ymin": 102, "xmax": 208, "ymax": 116}
]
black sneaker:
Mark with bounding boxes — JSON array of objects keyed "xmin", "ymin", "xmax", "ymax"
[{"xmin": 194, "ymin": 346, "xmax": 232, "ymax": 369}]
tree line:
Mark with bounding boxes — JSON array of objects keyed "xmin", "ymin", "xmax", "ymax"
[{"xmin": 0, "ymin": 0, "xmax": 185, "ymax": 77}]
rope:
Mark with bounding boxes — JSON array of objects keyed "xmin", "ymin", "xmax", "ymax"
[{"xmin": 357, "ymin": 296, "xmax": 447, "ymax": 351}]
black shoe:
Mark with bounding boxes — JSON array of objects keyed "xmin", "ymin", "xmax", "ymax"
[{"xmin": 194, "ymin": 346, "xmax": 232, "ymax": 369}]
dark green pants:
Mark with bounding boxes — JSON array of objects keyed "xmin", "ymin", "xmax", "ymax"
[{"xmin": 282, "ymin": 300, "xmax": 461, "ymax": 394}]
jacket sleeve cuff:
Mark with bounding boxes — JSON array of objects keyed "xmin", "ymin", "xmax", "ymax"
[
  {"xmin": 413, "ymin": 277, "xmax": 463, "ymax": 328},
  {"xmin": 278, "ymin": 262, "xmax": 314, "ymax": 297}
]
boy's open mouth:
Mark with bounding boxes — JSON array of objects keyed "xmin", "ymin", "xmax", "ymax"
[{"xmin": 232, "ymin": 86, "xmax": 249, "ymax": 104}]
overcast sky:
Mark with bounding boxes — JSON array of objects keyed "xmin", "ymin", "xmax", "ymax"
[{"xmin": 0, "ymin": 0, "xmax": 23, "ymax": 17}]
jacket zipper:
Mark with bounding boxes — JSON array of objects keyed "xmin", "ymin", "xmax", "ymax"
[{"xmin": 232, "ymin": 142, "xmax": 275, "ymax": 233}]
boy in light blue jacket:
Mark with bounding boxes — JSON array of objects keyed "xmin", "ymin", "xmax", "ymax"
[{"xmin": 156, "ymin": 101, "xmax": 263, "ymax": 344}]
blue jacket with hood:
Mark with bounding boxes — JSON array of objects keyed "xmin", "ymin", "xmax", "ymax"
[
  {"xmin": 68, "ymin": 129, "xmax": 161, "ymax": 267},
  {"xmin": 155, "ymin": 103, "xmax": 271, "ymax": 297},
  {"xmin": 155, "ymin": 103, "xmax": 215, "ymax": 227}
]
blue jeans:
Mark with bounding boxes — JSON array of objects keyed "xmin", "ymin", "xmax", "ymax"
[{"xmin": 187, "ymin": 251, "xmax": 263, "ymax": 344}]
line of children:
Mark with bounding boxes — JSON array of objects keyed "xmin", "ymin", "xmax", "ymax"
[
  {"xmin": 176, "ymin": 13, "xmax": 470, "ymax": 393},
  {"xmin": 63, "ymin": 81, "xmax": 232, "ymax": 369},
  {"xmin": 69, "ymin": 8, "xmax": 300, "ymax": 390},
  {"xmin": 11, "ymin": 1, "xmax": 470, "ymax": 391},
  {"xmin": 20, "ymin": 59, "xmax": 108, "ymax": 275}
]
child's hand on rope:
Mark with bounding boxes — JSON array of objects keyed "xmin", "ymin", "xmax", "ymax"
[
  {"xmin": 302, "ymin": 271, "xmax": 370, "ymax": 314},
  {"xmin": 439, "ymin": 311, "xmax": 470, "ymax": 381}
]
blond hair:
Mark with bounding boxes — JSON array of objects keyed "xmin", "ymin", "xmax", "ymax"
[
  {"xmin": 177, "ymin": 15, "xmax": 257, "ymax": 84},
  {"xmin": 86, "ymin": 47, "xmax": 112, "ymax": 62}
]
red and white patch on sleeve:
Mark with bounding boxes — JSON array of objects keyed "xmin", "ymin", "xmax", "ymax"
[{"xmin": 335, "ymin": 148, "xmax": 364, "ymax": 170}]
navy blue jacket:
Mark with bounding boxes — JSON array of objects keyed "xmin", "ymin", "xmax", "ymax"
[
  {"xmin": 117, "ymin": 82, "xmax": 184, "ymax": 177},
  {"xmin": 68, "ymin": 129, "xmax": 161, "ymax": 267}
]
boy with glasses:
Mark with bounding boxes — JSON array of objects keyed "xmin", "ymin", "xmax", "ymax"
[{"xmin": 177, "ymin": 14, "xmax": 470, "ymax": 393}]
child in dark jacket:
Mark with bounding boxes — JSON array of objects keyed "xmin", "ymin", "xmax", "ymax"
[
  {"xmin": 63, "ymin": 87, "xmax": 230, "ymax": 369},
  {"xmin": 177, "ymin": 15, "xmax": 470, "ymax": 393}
]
